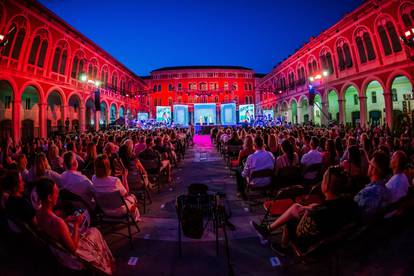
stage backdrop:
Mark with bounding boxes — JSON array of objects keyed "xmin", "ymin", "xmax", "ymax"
[
  {"xmin": 263, "ymin": 109, "xmax": 274, "ymax": 119},
  {"xmin": 156, "ymin": 106, "xmax": 171, "ymax": 122},
  {"xmin": 220, "ymin": 103, "xmax": 236, "ymax": 125},
  {"xmin": 173, "ymin": 105, "xmax": 189, "ymax": 126},
  {"xmin": 239, "ymin": 104, "xmax": 255, "ymax": 123},
  {"xmin": 194, "ymin": 103, "xmax": 216, "ymax": 125},
  {"xmin": 137, "ymin": 112, "xmax": 149, "ymax": 121}
]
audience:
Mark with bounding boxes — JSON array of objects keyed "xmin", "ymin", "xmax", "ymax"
[
  {"xmin": 35, "ymin": 177, "xmax": 115, "ymax": 274},
  {"xmin": 386, "ymin": 151, "xmax": 409, "ymax": 204}
]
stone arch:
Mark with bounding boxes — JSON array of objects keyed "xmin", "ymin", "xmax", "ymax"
[
  {"xmin": 327, "ymin": 89, "xmax": 339, "ymax": 122},
  {"xmin": 342, "ymin": 84, "xmax": 360, "ymax": 127},
  {"xmin": 364, "ymin": 80, "xmax": 385, "ymax": 127},
  {"xmin": 110, "ymin": 103, "xmax": 117, "ymax": 123},
  {"xmin": 289, "ymin": 98, "xmax": 298, "ymax": 124},
  {"xmin": 20, "ymin": 84, "xmax": 42, "ymax": 141},
  {"xmin": 389, "ymin": 74, "xmax": 414, "ymax": 132},
  {"xmin": 46, "ymin": 89, "xmax": 65, "ymax": 135}
]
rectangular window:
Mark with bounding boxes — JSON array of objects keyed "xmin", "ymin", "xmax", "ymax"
[
  {"xmin": 168, "ymin": 84, "xmax": 173, "ymax": 91},
  {"xmin": 371, "ymin": 91, "xmax": 377, "ymax": 104},
  {"xmin": 4, "ymin": 96, "xmax": 11, "ymax": 109},
  {"xmin": 392, "ymin": 89, "xmax": 398, "ymax": 102},
  {"xmin": 178, "ymin": 83, "xmax": 182, "ymax": 91},
  {"xmin": 25, "ymin": 98, "xmax": 31, "ymax": 110},
  {"xmin": 353, "ymin": 94, "xmax": 359, "ymax": 105}
]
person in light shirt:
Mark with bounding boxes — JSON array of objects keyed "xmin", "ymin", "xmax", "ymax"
[
  {"xmin": 386, "ymin": 150, "xmax": 409, "ymax": 204},
  {"xmin": 301, "ymin": 136, "xmax": 323, "ymax": 180},
  {"xmin": 242, "ymin": 136, "xmax": 275, "ymax": 188},
  {"xmin": 60, "ymin": 151, "xmax": 95, "ymax": 210}
]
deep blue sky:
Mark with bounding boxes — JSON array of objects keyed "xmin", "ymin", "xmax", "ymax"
[{"xmin": 39, "ymin": 0, "xmax": 363, "ymax": 76}]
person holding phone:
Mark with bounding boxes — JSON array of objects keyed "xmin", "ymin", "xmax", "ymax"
[{"xmin": 35, "ymin": 177, "xmax": 115, "ymax": 275}]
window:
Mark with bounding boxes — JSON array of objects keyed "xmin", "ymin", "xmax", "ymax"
[
  {"xmin": 157, "ymin": 84, "xmax": 161, "ymax": 91},
  {"xmin": 2, "ymin": 25, "xmax": 17, "ymax": 57},
  {"xmin": 189, "ymin": 83, "xmax": 196, "ymax": 90},
  {"xmin": 402, "ymin": 13, "xmax": 413, "ymax": 28},
  {"xmin": 168, "ymin": 97, "xmax": 172, "ymax": 105},
  {"xmin": 71, "ymin": 57, "xmax": 79, "ymax": 78},
  {"xmin": 52, "ymin": 48, "xmax": 61, "ymax": 72},
  {"xmin": 168, "ymin": 84, "xmax": 173, "ymax": 91},
  {"xmin": 356, "ymin": 37, "xmax": 367, "ymax": 64},
  {"xmin": 224, "ymin": 82, "xmax": 229, "ymax": 90},
  {"xmin": 59, "ymin": 50, "xmax": 67, "ymax": 74},
  {"xmin": 363, "ymin": 33, "xmax": 376, "ymax": 61},
  {"xmin": 378, "ymin": 26, "xmax": 392, "ymax": 56},
  {"xmin": 178, "ymin": 83, "xmax": 182, "ymax": 90},
  {"xmin": 28, "ymin": 36, "xmax": 40, "ymax": 65},
  {"xmin": 232, "ymin": 82, "xmax": 238, "ymax": 91},
  {"xmin": 386, "ymin": 22, "xmax": 402, "ymax": 53},
  {"xmin": 245, "ymin": 96, "xmax": 249, "ymax": 104},
  {"xmin": 153, "ymin": 85, "xmax": 157, "ymax": 92},
  {"xmin": 371, "ymin": 91, "xmax": 377, "ymax": 104},
  {"xmin": 343, "ymin": 43, "xmax": 353, "ymax": 68},
  {"xmin": 4, "ymin": 96, "xmax": 11, "ymax": 109},
  {"xmin": 200, "ymin": 82, "xmax": 207, "ymax": 91},
  {"xmin": 25, "ymin": 98, "xmax": 31, "ymax": 110},
  {"xmin": 392, "ymin": 89, "xmax": 398, "ymax": 102},
  {"xmin": 354, "ymin": 94, "xmax": 359, "ymax": 105},
  {"xmin": 11, "ymin": 29, "xmax": 25, "ymax": 60},
  {"xmin": 337, "ymin": 46, "xmax": 345, "ymax": 71}
]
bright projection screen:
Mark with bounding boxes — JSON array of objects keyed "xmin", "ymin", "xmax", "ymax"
[
  {"xmin": 239, "ymin": 104, "xmax": 255, "ymax": 122},
  {"xmin": 137, "ymin": 112, "xmax": 149, "ymax": 121},
  {"xmin": 220, "ymin": 103, "xmax": 236, "ymax": 125},
  {"xmin": 173, "ymin": 105, "xmax": 189, "ymax": 126},
  {"xmin": 156, "ymin": 106, "xmax": 171, "ymax": 122},
  {"xmin": 194, "ymin": 103, "xmax": 216, "ymax": 125},
  {"xmin": 263, "ymin": 109, "xmax": 274, "ymax": 119}
]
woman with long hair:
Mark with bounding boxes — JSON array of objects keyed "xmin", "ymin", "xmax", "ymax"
[
  {"xmin": 27, "ymin": 152, "xmax": 61, "ymax": 185},
  {"xmin": 275, "ymin": 139, "xmax": 299, "ymax": 175},
  {"xmin": 322, "ymin": 139, "xmax": 338, "ymax": 172},
  {"xmin": 48, "ymin": 144, "xmax": 64, "ymax": 173},
  {"xmin": 82, "ymin": 142, "xmax": 97, "ymax": 179},
  {"xmin": 237, "ymin": 135, "xmax": 255, "ymax": 166},
  {"xmin": 267, "ymin": 134, "xmax": 279, "ymax": 157},
  {"xmin": 35, "ymin": 177, "xmax": 115, "ymax": 274}
]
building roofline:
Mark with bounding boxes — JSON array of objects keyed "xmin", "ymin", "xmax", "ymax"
[{"xmin": 151, "ymin": 65, "xmax": 253, "ymax": 73}]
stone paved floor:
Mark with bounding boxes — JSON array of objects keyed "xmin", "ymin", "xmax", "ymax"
[{"xmin": 2, "ymin": 135, "xmax": 414, "ymax": 275}]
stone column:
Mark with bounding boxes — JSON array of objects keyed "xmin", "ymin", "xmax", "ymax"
[
  {"xmin": 39, "ymin": 103, "xmax": 47, "ymax": 139},
  {"xmin": 12, "ymin": 100, "xmax": 21, "ymax": 143},
  {"xmin": 359, "ymin": 96, "xmax": 367, "ymax": 129},
  {"xmin": 79, "ymin": 106, "xmax": 85, "ymax": 133},
  {"xmin": 321, "ymin": 101, "xmax": 328, "ymax": 126},
  {"xmin": 297, "ymin": 106, "xmax": 303, "ymax": 124},
  {"xmin": 383, "ymin": 91, "xmax": 393, "ymax": 130},
  {"xmin": 308, "ymin": 104, "xmax": 314, "ymax": 123},
  {"xmin": 95, "ymin": 110, "xmax": 100, "ymax": 132},
  {"xmin": 338, "ymin": 99, "xmax": 345, "ymax": 124}
]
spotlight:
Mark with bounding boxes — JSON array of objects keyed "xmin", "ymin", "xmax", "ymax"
[
  {"xmin": 94, "ymin": 80, "xmax": 101, "ymax": 87},
  {"xmin": 322, "ymin": 71, "xmax": 329, "ymax": 77},
  {"xmin": 309, "ymin": 76, "xmax": 314, "ymax": 82},
  {"xmin": 80, "ymin": 73, "xmax": 87, "ymax": 82}
]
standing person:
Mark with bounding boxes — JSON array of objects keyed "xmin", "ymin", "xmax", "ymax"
[{"xmin": 35, "ymin": 178, "xmax": 115, "ymax": 275}]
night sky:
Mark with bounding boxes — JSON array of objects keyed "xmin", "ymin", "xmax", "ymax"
[{"xmin": 39, "ymin": 0, "xmax": 363, "ymax": 76}]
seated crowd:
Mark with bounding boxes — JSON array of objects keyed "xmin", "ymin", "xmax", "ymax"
[
  {"xmin": 212, "ymin": 124, "xmax": 414, "ymax": 255},
  {"xmin": 0, "ymin": 127, "xmax": 190, "ymax": 275}
]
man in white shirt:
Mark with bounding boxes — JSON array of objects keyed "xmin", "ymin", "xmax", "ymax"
[
  {"xmin": 242, "ymin": 136, "xmax": 275, "ymax": 188},
  {"xmin": 386, "ymin": 151, "xmax": 409, "ymax": 203},
  {"xmin": 301, "ymin": 136, "xmax": 323, "ymax": 180},
  {"xmin": 60, "ymin": 151, "xmax": 95, "ymax": 209}
]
